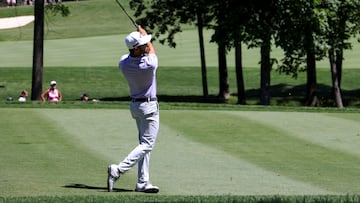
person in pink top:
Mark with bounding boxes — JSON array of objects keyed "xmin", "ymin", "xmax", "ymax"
[{"xmin": 41, "ymin": 81, "xmax": 62, "ymax": 102}]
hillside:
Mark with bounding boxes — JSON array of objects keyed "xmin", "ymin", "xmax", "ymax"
[{"xmin": 0, "ymin": 0, "xmax": 138, "ymax": 41}]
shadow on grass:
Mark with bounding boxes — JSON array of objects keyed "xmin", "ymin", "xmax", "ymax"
[
  {"xmin": 63, "ymin": 183, "xmax": 133, "ymax": 192},
  {"xmin": 99, "ymin": 95, "xmax": 229, "ymax": 103},
  {"xmin": 98, "ymin": 83, "xmax": 359, "ymax": 107}
]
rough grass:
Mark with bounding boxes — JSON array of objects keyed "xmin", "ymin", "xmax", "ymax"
[
  {"xmin": 1, "ymin": 195, "xmax": 360, "ymax": 203},
  {"xmin": 0, "ymin": 66, "xmax": 359, "ymax": 107}
]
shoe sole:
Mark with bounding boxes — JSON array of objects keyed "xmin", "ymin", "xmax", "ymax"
[
  {"xmin": 144, "ymin": 188, "xmax": 159, "ymax": 193},
  {"xmin": 135, "ymin": 188, "xmax": 159, "ymax": 193},
  {"xmin": 107, "ymin": 166, "xmax": 113, "ymax": 192}
]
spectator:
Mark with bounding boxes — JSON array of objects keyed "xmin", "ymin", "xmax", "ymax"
[
  {"xmin": 81, "ymin": 93, "xmax": 89, "ymax": 101},
  {"xmin": 6, "ymin": 0, "xmax": 16, "ymax": 6},
  {"xmin": 41, "ymin": 80, "xmax": 62, "ymax": 102},
  {"xmin": 25, "ymin": 0, "xmax": 33, "ymax": 5},
  {"xmin": 18, "ymin": 90, "xmax": 28, "ymax": 102}
]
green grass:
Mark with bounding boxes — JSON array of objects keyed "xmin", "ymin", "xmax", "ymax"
[
  {"xmin": 0, "ymin": 0, "xmax": 359, "ymax": 108},
  {"xmin": 1, "ymin": 66, "xmax": 359, "ymax": 107},
  {"xmin": 0, "ymin": 0, "xmax": 135, "ymax": 41},
  {"xmin": 1, "ymin": 195, "xmax": 359, "ymax": 203},
  {"xmin": 1, "ymin": 31, "xmax": 360, "ymax": 69},
  {"xmin": 1, "ymin": 1, "xmax": 360, "ymax": 202},
  {"xmin": 1, "ymin": 0, "xmax": 360, "ymax": 69},
  {"xmin": 1, "ymin": 108, "xmax": 360, "ymax": 202},
  {"xmin": 163, "ymin": 111, "xmax": 360, "ymax": 193}
]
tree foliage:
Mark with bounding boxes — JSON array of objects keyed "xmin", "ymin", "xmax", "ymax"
[{"xmin": 129, "ymin": 0, "xmax": 360, "ymax": 107}]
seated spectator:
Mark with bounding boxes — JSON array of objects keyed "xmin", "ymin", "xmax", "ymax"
[
  {"xmin": 41, "ymin": 80, "xmax": 62, "ymax": 102},
  {"xmin": 18, "ymin": 90, "xmax": 28, "ymax": 102},
  {"xmin": 81, "ymin": 93, "xmax": 89, "ymax": 101},
  {"xmin": 7, "ymin": 0, "xmax": 16, "ymax": 6},
  {"xmin": 25, "ymin": 0, "xmax": 33, "ymax": 5}
]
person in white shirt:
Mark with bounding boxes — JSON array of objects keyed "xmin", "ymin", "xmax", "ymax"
[
  {"xmin": 18, "ymin": 90, "xmax": 28, "ymax": 102},
  {"xmin": 107, "ymin": 25, "xmax": 160, "ymax": 193}
]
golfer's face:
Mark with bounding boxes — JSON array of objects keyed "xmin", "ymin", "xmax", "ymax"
[{"xmin": 137, "ymin": 44, "xmax": 148, "ymax": 54}]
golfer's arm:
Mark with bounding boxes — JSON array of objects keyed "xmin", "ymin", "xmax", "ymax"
[
  {"xmin": 147, "ymin": 41, "xmax": 155, "ymax": 55},
  {"xmin": 138, "ymin": 25, "xmax": 155, "ymax": 54}
]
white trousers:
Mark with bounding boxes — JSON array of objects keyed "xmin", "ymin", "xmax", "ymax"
[{"xmin": 118, "ymin": 101, "xmax": 159, "ymax": 184}]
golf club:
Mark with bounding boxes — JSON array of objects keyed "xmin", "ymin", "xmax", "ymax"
[{"xmin": 115, "ymin": 0, "xmax": 138, "ymax": 28}]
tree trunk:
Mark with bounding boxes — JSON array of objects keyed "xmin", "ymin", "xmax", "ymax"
[
  {"xmin": 218, "ymin": 43, "xmax": 230, "ymax": 101},
  {"xmin": 196, "ymin": 11, "xmax": 208, "ymax": 97},
  {"xmin": 336, "ymin": 49, "xmax": 343, "ymax": 88},
  {"xmin": 305, "ymin": 32, "xmax": 319, "ymax": 106},
  {"xmin": 235, "ymin": 41, "xmax": 246, "ymax": 104},
  {"xmin": 31, "ymin": 0, "xmax": 44, "ymax": 101},
  {"xmin": 260, "ymin": 38, "xmax": 271, "ymax": 105},
  {"xmin": 329, "ymin": 49, "xmax": 344, "ymax": 108},
  {"xmin": 305, "ymin": 52, "xmax": 319, "ymax": 106}
]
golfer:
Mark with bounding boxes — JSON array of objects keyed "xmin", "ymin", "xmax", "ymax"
[{"xmin": 107, "ymin": 25, "xmax": 160, "ymax": 193}]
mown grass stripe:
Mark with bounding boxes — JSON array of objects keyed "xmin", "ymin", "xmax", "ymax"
[
  {"xmin": 161, "ymin": 110, "xmax": 360, "ymax": 194},
  {"xmin": 1, "ymin": 108, "xmax": 360, "ymax": 197},
  {"xmin": 28, "ymin": 109, "xmax": 331, "ymax": 195},
  {"xmin": 156, "ymin": 120, "xmax": 332, "ymax": 195},
  {"xmin": 0, "ymin": 109, "xmax": 110, "ymax": 197},
  {"xmin": 226, "ymin": 111, "xmax": 360, "ymax": 157}
]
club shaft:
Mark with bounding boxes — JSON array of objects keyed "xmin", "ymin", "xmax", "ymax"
[{"xmin": 115, "ymin": 0, "xmax": 138, "ymax": 28}]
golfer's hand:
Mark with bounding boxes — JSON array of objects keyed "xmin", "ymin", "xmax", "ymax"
[{"xmin": 137, "ymin": 25, "xmax": 147, "ymax": 36}]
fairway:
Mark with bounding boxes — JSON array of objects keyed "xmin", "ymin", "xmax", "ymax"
[
  {"xmin": 1, "ymin": 1, "xmax": 360, "ymax": 201},
  {"xmin": 1, "ymin": 108, "xmax": 359, "ymax": 197},
  {"xmin": 1, "ymin": 31, "xmax": 360, "ymax": 69}
]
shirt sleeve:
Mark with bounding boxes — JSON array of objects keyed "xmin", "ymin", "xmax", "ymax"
[{"xmin": 140, "ymin": 54, "xmax": 158, "ymax": 70}]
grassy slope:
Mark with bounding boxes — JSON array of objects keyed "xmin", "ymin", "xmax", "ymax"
[
  {"xmin": 1, "ymin": 29, "xmax": 360, "ymax": 69},
  {"xmin": 0, "ymin": 0, "xmax": 135, "ymax": 40},
  {"xmin": 1, "ymin": 0, "xmax": 360, "ymax": 69},
  {"xmin": 1, "ymin": 108, "xmax": 360, "ymax": 197}
]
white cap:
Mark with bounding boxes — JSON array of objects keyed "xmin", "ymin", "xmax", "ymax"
[
  {"xmin": 125, "ymin": 31, "xmax": 152, "ymax": 50},
  {"xmin": 50, "ymin": 80, "xmax": 57, "ymax": 85}
]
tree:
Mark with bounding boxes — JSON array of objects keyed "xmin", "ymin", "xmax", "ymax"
[
  {"xmin": 322, "ymin": 0, "xmax": 360, "ymax": 108},
  {"xmin": 276, "ymin": 0, "xmax": 360, "ymax": 108},
  {"xmin": 196, "ymin": 11, "xmax": 208, "ymax": 97},
  {"xmin": 244, "ymin": 0, "xmax": 280, "ymax": 105},
  {"xmin": 211, "ymin": 0, "xmax": 232, "ymax": 100},
  {"xmin": 132, "ymin": 0, "xmax": 234, "ymax": 101},
  {"xmin": 276, "ymin": 0, "xmax": 328, "ymax": 106},
  {"xmin": 131, "ymin": 0, "xmax": 210, "ymax": 98},
  {"xmin": 31, "ymin": 2, "xmax": 69, "ymax": 101},
  {"xmin": 31, "ymin": 0, "xmax": 45, "ymax": 101},
  {"xmin": 212, "ymin": 0, "xmax": 250, "ymax": 104},
  {"xmin": 235, "ymin": 40, "xmax": 246, "ymax": 104}
]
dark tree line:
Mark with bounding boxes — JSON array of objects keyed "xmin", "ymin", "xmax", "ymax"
[
  {"xmin": 130, "ymin": 0, "xmax": 360, "ymax": 108},
  {"xmin": 30, "ymin": 0, "xmax": 359, "ymax": 107}
]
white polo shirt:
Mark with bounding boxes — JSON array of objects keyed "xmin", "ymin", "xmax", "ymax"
[{"xmin": 119, "ymin": 53, "xmax": 158, "ymax": 99}]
